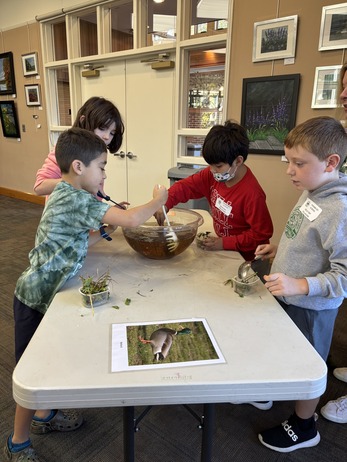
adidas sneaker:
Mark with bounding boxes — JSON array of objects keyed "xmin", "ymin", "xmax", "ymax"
[{"xmin": 258, "ymin": 414, "xmax": 320, "ymax": 453}]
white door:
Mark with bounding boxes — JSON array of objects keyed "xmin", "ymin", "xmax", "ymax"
[
  {"xmin": 80, "ymin": 57, "xmax": 175, "ymax": 206},
  {"xmin": 80, "ymin": 60, "xmax": 127, "ymax": 201}
]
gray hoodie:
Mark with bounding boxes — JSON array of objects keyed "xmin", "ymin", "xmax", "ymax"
[{"xmin": 272, "ymin": 172, "xmax": 347, "ymax": 311}]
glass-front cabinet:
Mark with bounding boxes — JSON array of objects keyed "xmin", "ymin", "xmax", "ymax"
[{"xmin": 39, "ymin": 0, "xmax": 231, "ymax": 170}]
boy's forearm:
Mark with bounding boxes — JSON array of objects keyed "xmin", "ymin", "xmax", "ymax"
[
  {"xmin": 125, "ymin": 197, "xmax": 166, "ymax": 227},
  {"xmin": 103, "ymin": 196, "xmax": 166, "ymax": 228}
]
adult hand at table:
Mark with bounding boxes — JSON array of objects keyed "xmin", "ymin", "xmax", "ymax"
[{"xmin": 264, "ymin": 273, "xmax": 309, "ymax": 297}]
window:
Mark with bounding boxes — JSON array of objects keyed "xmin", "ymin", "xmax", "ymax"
[
  {"xmin": 109, "ymin": 1, "xmax": 134, "ymax": 52},
  {"xmin": 45, "ymin": 66, "xmax": 71, "ymax": 146},
  {"xmin": 39, "ymin": 0, "xmax": 231, "ymax": 163},
  {"xmin": 147, "ymin": 0, "xmax": 177, "ymax": 46},
  {"xmin": 178, "ymin": 45, "xmax": 226, "ymax": 159},
  {"xmin": 190, "ymin": 0, "xmax": 229, "ymax": 38},
  {"xmin": 79, "ymin": 10, "xmax": 98, "ymax": 57},
  {"xmin": 55, "ymin": 68, "xmax": 71, "ymax": 126},
  {"xmin": 52, "ymin": 20, "xmax": 68, "ymax": 61},
  {"xmin": 188, "ymin": 53, "xmax": 225, "ymax": 128}
]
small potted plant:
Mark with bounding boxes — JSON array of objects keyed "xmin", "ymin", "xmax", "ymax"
[
  {"xmin": 224, "ymin": 273, "xmax": 260, "ymax": 297},
  {"xmin": 79, "ymin": 270, "xmax": 111, "ymax": 309}
]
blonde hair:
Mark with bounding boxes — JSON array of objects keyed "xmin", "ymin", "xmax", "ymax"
[{"xmin": 285, "ymin": 116, "xmax": 347, "ymax": 169}]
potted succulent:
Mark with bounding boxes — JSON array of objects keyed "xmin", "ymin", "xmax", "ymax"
[{"xmin": 79, "ymin": 270, "xmax": 111, "ymax": 309}]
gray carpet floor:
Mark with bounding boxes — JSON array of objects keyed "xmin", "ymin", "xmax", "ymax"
[{"xmin": 0, "ymin": 195, "xmax": 346, "ymax": 462}]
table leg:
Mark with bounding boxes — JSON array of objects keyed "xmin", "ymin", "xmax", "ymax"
[
  {"xmin": 201, "ymin": 403, "xmax": 215, "ymax": 462},
  {"xmin": 123, "ymin": 404, "xmax": 214, "ymax": 462},
  {"xmin": 123, "ymin": 406, "xmax": 135, "ymax": 462}
]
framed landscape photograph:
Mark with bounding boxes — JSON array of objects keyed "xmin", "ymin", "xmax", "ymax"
[
  {"xmin": 241, "ymin": 74, "xmax": 300, "ymax": 155},
  {"xmin": 21, "ymin": 52, "xmax": 39, "ymax": 76},
  {"xmin": 24, "ymin": 84, "xmax": 41, "ymax": 106},
  {"xmin": 311, "ymin": 65, "xmax": 341, "ymax": 109},
  {"xmin": 0, "ymin": 101, "xmax": 20, "ymax": 138},
  {"xmin": 252, "ymin": 15, "xmax": 298, "ymax": 62},
  {"xmin": 0, "ymin": 52, "xmax": 16, "ymax": 95},
  {"xmin": 319, "ymin": 3, "xmax": 347, "ymax": 51}
]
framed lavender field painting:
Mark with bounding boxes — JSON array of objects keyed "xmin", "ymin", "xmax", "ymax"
[
  {"xmin": 252, "ymin": 15, "xmax": 298, "ymax": 62},
  {"xmin": 241, "ymin": 74, "xmax": 300, "ymax": 155}
]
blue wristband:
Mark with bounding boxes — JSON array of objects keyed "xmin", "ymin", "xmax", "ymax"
[{"xmin": 99, "ymin": 225, "xmax": 112, "ymax": 241}]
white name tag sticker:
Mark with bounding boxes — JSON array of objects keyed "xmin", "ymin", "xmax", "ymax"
[
  {"xmin": 215, "ymin": 197, "xmax": 232, "ymax": 216},
  {"xmin": 299, "ymin": 199, "xmax": 322, "ymax": 221}
]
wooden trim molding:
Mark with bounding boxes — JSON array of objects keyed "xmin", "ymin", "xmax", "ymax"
[{"xmin": 0, "ymin": 187, "xmax": 45, "ymax": 205}]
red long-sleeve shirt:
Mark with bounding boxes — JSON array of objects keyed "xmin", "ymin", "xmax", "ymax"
[{"xmin": 166, "ymin": 166, "xmax": 273, "ymax": 260}]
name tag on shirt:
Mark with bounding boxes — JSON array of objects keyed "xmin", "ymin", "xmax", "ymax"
[
  {"xmin": 215, "ymin": 197, "xmax": 232, "ymax": 216},
  {"xmin": 299, "ymin": 198, "xmax": 322, "ymax": 221}
]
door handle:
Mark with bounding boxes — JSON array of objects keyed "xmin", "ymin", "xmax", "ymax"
[
  {"xmin": 113, "ymin": 151, "xmax": 125, "ymax": 158},
  {"xmin": 126, "ymin": 152, "xmax": 137, "ymax": 159}
]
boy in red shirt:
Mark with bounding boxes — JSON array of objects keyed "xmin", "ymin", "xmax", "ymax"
[{"xmin": 156, "ymin": 120, "xmax": 273, "ymax": 261}]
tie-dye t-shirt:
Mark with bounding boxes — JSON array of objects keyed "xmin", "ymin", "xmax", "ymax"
[{"xmin": 15, "ymin": 182, "xmax": 111, "ymax": 314}]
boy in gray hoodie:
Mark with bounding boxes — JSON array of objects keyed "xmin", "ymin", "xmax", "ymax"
[{"xmin": 255, "ymin": 116, "xmax": 347, "ymax": 452}]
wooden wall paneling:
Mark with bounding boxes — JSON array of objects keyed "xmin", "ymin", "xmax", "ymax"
[
  {"xmin": 0, "ymin": 23, "xmax": 49, "ymax": 197},
  {"xmin": 227, "ymin": 0, "xmax": 347, "ymax": 245}
]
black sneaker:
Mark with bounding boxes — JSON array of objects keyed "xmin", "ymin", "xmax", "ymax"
[{"xmin": 258, "ymin": 414, "xmax": 320, "ymax": 453}]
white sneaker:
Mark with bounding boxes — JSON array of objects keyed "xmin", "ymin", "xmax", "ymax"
[
  {"xmin": 321, "ymin": 396, "xmax": 347, "ymax": 423},
  {"xmin": 333, "ymin": 367, "xmax": 347, "ymax": 383},
  {"xmin": 230, "ymin": 401, "xmax": 273, "ymax": 410}
]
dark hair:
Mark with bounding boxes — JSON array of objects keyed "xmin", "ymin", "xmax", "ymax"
[
  {"xmin": 56, "ymin": 128, "xmax": 107, "ymax": 173},
  {"xmin": 73, "ymin": 96, "xmax": 124, "ymax": 153},
  {"xmin": 202, "ymin": 120, "xmax": 249, "ymax": 165},
  {"xmin": 285, "ymin": 116, "xmax": 347, "ymax": 169}
]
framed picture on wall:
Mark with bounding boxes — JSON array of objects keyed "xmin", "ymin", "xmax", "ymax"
[
  {"xmin": 21, "ymin": 52, "xmax": 39, "ymax": 76},
  {"xmin": 0, "ymin": 52, "xmax": 16, "ymax": 95},
  {"xmin": 311, "ymin": 66, "xmax": 342, "ymax": 108},
  {"xmin": 0, "ymin": 101, "xmax": 20, "ymax": 138},
  {"xmin": 24, "ymin": 84, "xmax": 41, "ymax": 106},
  {"xmin": 319, "ymin": 3, "xmax": 347, "ymax": 51},
  {"xmin": 241, "ymin": 74, "xmax": 300, "ymax": 155},
  {"xmin": 252, "ymin": 15, "xmax": 298, "ymax": 62}
]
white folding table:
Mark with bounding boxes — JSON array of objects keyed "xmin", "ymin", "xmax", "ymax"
[{"xmin": 13, "ymin": 210, "xmax": 327, "ymax": 461}]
